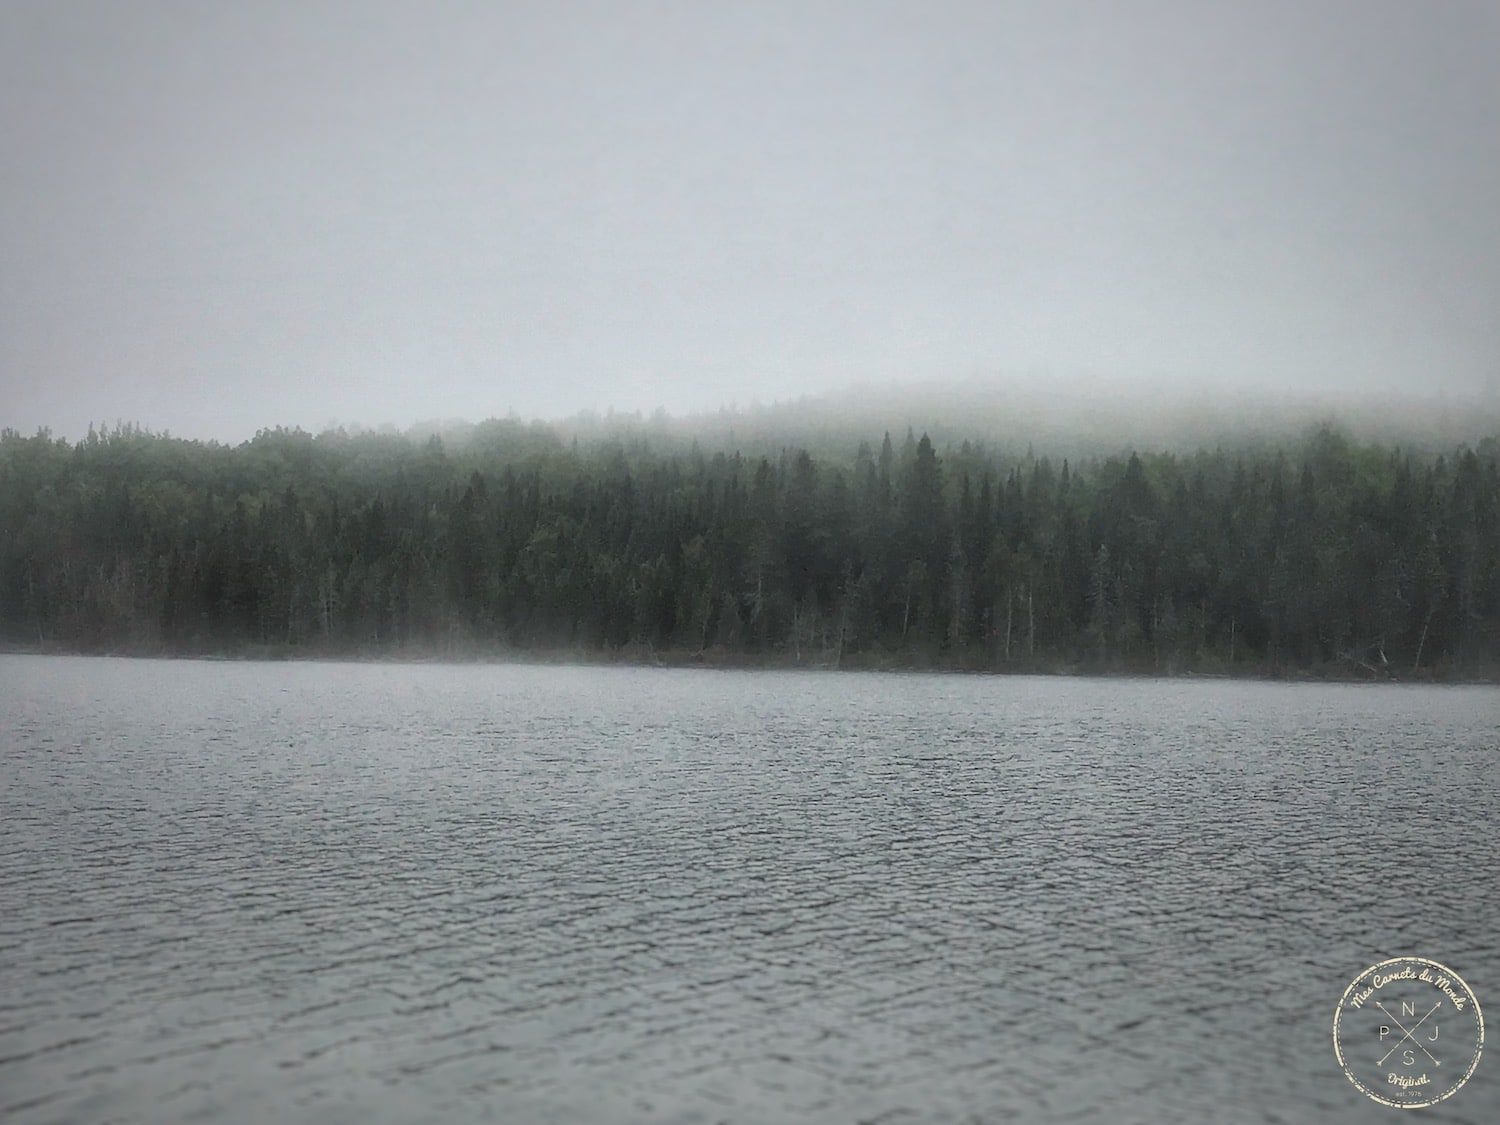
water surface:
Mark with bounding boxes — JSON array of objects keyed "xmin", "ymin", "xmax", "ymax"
[{"xmin": 2, "ymin": 655, "xmax": 1496, "ymax": 1123}]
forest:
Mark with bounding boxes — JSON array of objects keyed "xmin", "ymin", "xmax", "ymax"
[{"xmin": 1, "ymin": 418, "xmax": 1497, "ymax": 679}]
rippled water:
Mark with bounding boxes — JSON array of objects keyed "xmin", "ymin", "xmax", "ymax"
[{"xmin": 1, "ymin": 655, "xmax": 1496, "ymax": 1123}]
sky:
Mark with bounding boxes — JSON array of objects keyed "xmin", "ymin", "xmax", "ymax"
[{"xmin": 2, "ymin": 0, "xmax": 1498, "ymax": 443}]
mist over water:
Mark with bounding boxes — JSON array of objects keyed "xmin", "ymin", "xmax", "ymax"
[{"xmin": 3, "ymin": 656, "xmax": 1497, "ymax": 1123}]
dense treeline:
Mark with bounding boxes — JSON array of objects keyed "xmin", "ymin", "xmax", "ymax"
[{"xmin": 1, "ymin": 420, "xmax": 1497, "ymax": 678}]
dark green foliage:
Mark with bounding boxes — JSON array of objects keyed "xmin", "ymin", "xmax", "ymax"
[{"xmin": 1, "ymin": 421, "xmax": 1496, "ymax": 677}]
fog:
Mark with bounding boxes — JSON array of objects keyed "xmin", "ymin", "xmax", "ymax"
[
  {"xmin": 387, "ymin": 376, "xmax": 1493, "ymax": 467},
  {"xmin": 548, "ymin": 376, "xmax": 1500, "ymax": 458},
  {"xmin": 3, "ymin": 1, "xmax": 1498, "ymax": 445}
]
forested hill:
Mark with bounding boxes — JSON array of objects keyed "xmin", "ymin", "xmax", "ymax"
[{"xmin": 1, "ymin": 422, "xmax": 1497, "ymax": 679}]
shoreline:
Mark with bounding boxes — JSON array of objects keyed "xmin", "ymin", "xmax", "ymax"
[{"xmin": 3, "ymin": 641, "xmax": 1494, "ymax": 685}]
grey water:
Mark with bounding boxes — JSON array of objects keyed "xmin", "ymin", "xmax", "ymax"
[{"xmin": 1, "ymin": 654, "xmax": 1496, "ymax": 1124}]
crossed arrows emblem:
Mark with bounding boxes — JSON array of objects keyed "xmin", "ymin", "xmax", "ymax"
[{"xmin": 1376, "ymin": 1001, "xmax": 1443, "ymax": 1068}]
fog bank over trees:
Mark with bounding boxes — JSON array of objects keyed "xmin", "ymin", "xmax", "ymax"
[{"xmin": 403, "ymin": 377, "xmax": 1500, "ymax": 462}]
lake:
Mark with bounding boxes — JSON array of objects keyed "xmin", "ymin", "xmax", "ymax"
[{"xmin": 1, "ymin": 655, "xmax": 1496, "ymax": 1123}]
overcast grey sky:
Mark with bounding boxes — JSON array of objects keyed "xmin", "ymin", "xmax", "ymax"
[{"xmin": 2, "ymin": 0, "xmax": 1497, "ymax": 442}]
